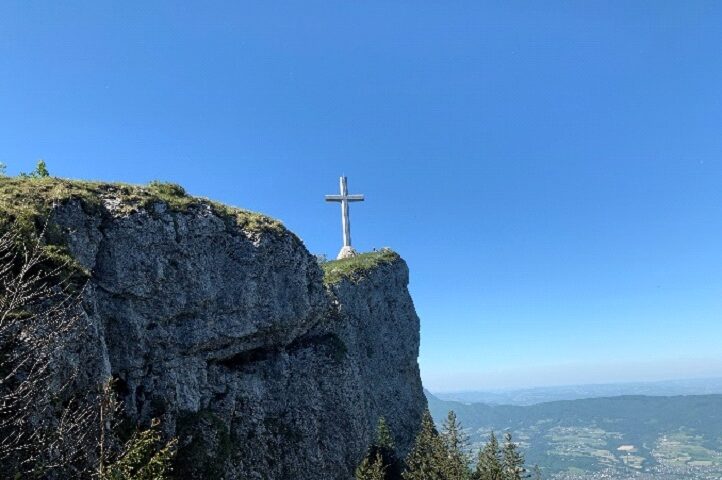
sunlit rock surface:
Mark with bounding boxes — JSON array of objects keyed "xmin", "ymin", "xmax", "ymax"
[{"xmin": 41, "ymin": 183, "xmax": 426, "ymax": 479}]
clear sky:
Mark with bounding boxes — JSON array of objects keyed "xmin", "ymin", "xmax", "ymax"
[{"xmin": 2, "ymin": 2, "xmax": 722, "ymax": 392}]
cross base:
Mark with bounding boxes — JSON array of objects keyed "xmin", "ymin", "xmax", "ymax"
[{"xmin": 336, "ymin": 246, "xmax": 358, "ymax": 260}]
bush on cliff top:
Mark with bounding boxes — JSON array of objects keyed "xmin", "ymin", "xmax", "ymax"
[{"xmin": 322, "ymin": 249, "xmax": 400, "ymax": 285}]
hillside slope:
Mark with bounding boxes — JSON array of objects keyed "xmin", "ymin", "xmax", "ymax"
[{"xmin": 427, "ymin": 390, "xmax": 722, "ymax": 477}]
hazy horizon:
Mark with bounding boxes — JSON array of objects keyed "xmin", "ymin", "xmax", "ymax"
[{"xmin": 426, "ymin": 374, "xmax": 722, "ymax": 395}]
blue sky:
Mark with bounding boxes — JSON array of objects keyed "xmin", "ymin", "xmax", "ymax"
[{"xmin": 2, "ymin": 2, "xmax": 722, "ymax": 391}]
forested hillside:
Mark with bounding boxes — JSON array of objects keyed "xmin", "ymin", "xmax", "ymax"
[{"xmin": 427, "ymin": 391, "xmax": 722, "ymax": 478}]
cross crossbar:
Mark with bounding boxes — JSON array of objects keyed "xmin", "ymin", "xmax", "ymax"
[{"xmin": 325, "ymin": 194, "xmax": 364, "ymax": 202}]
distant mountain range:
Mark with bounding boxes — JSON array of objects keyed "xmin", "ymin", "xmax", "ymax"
[
  {"xmin": 432, "ymin": 377, "xmax": 722, "ymax": 406},
  {"xmin": 425, "ymin": 390, "xmax": 722, "ymax": 479}
]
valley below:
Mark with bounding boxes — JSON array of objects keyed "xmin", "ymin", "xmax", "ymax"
[{"xmin": 427, "ymin": 390, "xmax": 722, "ymax": 479}]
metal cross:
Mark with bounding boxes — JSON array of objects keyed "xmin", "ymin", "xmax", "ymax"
[{"xmin": 325, "ymin": 176, "xmax": 364, "ymax": 259}]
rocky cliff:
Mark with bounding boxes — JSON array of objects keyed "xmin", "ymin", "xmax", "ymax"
[{"xmin": 0, "ymin": 178, "xmax": 426, "ymax": 479}]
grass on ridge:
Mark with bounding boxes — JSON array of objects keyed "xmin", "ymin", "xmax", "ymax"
[
  {"xmin": 0, "ymin": 176, "xmax": 286, "ymax": 235},
  {"xmin": 0, "ymin": 176, "xmax": 288, "ymax": 282},
  {"xmin": 321, "ymin": 249, "xmax": 400, "ymax": 285}
]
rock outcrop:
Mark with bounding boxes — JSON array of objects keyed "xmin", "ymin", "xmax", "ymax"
[{"xmin": 1, "ymin": 179, "xmax": 426, "ymax": 479}]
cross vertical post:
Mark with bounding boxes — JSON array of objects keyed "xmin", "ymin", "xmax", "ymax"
[
  {"xmin": 325, "ymin": 176, "xmax": 365, "ymax": 259},
  {"xmin": 340, "ymin": 176, "xmax": 351, "ymax": 248}
]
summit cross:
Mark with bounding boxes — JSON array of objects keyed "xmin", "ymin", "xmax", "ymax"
[{"xmin": 325, "ymin": 176, "xmax": 365, "ymax": 259}]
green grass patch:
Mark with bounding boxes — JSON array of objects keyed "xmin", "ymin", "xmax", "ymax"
[
  {"xmin": 0, "ymin": 177, "xmax": 288, "ymax": 279},
  {"xmin": 0, "ymin": 176, "xmax": 285, "ymax": 233},
  {"xmin": 321, "ymin": 249, "xmax": 400, "ymax": 285}
]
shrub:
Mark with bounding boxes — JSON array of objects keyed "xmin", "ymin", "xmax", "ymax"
[
  {"xmin": 19, "ymin": 159, "xmax": 51, "ymax": 178},
  {"xmin": 147, "ymin": 180, "xmax": 186, "ymax": 197},
  {"xmin": 36, "ymin": 160, "xmax": 50, "ymax": 177},
  {"xmin": 101, "ymin": 418, "xmax": 177, "ymax": 480}
]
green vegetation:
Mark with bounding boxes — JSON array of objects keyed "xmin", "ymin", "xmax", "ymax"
[
  {"xmin": 0, "ymin": 168, "xmax": 285, "ymax": 232},
  {"xmin": 35, "ymin": 159, "xmax": 50, "ymax": 178},
  {"xmin": 474, "ymin": 432, "xmax": 502, "ymax": 480},
  {"xmin": 0, "ymin": 176, "xmax": 284, "ymax": 233},
  {"xmin": 654, "ymin": 431, "xmax": 721, "ymax": 468},
  {"xmin": 101, "ymin": 419, "xmax": 177, "ymax": 480},
  {"xmin": 357, "ymin": 410, "xmax": 531, "ymax": 480},
  {"xmin": 356, "ymin": 452, "xmax": 387, "ymax": 480},
  {"xmin": 19, "ymin": 159, "xmax": 50, "ymax": 179},
  {"xmin": 357, "ymin": 417, "xmax": 403, "ymax": 480},
  {"xmin": 501, "ymin": 432, "xmax": 526, "ymax": 480},
  {"xmin": 426, "ymin": 391, "xmax": 722, "ymax": 477},
  {"xmin": 0, "ymin": 168, "xmax": 288, "ymax": 281},
  {"xmin": 441, "ymin": 411, "xmax": 471, "ymax": 480},
  {"xmin": 402, "ymin": 410, "xmax": 448, "ymax": 480},
  {"xmin": 322, "ymin": 249, "xmax": 400, "ymax": 284}
]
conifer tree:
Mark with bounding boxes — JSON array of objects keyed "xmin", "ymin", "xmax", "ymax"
[
  {"xmin": 440, "ymin": 410, "xmax": 470, "ymax": 480},
  {"xmin": 35, "ymin": 159, "xmax": 49, "ymax": 177},
  {"xmin": 532, "ymin": 464, "xmax": 542, "ymax": 480},
  {"xmin": 19, "ymin": 159, "xmax": 50, "ymax": 178},
  {"xmin": 474, "ymin": 431, "xmax": 503, "ymax": 480},
  {"xmin": 377, "ymin": 417, "xmax": 395, "ymax": 451},
  {"xmin": 356, "ymin": 417, "xmax": 403, "ymax": 480},
  {"xmin": 402, "ymin": 410, "xmax": 447, "ymax": 480},
  {"xmin": 372, "ymin": 417, "xmax": 403, "ymax": 480},
  {"xmin": 501, "ymin": 432, "xmax": 525, "ymax": 480},
  {"xmin": 356, "ymin": 452, "xmax": 386, "ymax": 480}
]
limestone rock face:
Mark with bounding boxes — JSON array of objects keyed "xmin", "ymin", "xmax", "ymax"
[{"xmin": 50, "ymin": 194, "xmax": 425, "ymax": 479}]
